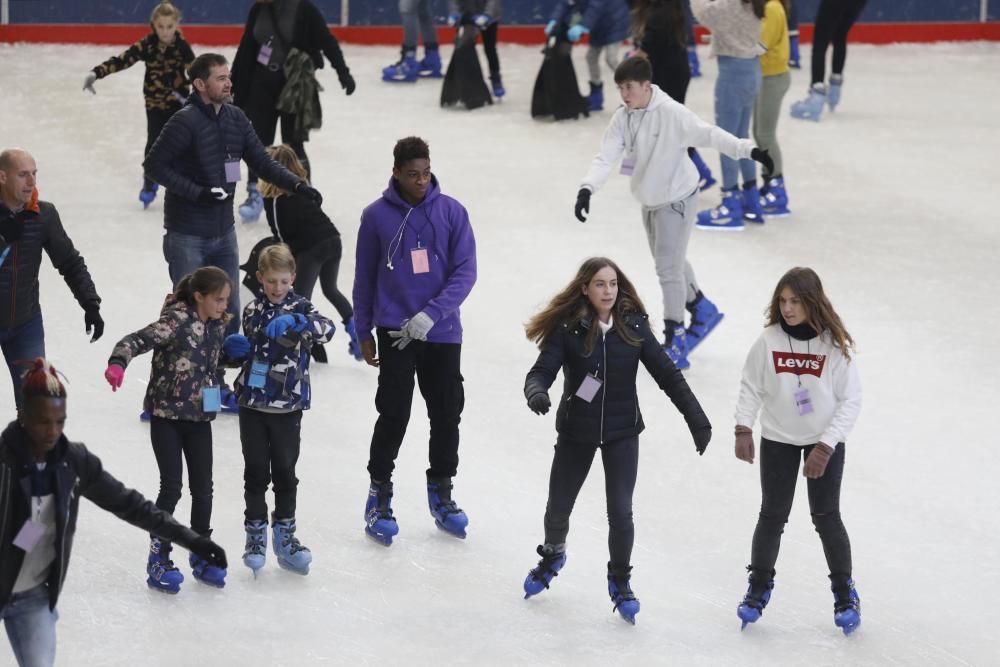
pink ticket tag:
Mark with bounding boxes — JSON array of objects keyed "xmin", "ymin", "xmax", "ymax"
[
  {"xmin": 794, "ymin": 387, "xmax": 814, "ymax": 416},
  {"xmin": 225, "ymin": 160, "xmax": 241, "ymax": 183},
  {"xmin": 411, "ymin": 247, "xmax": 429, "ymax": 274},
  {"xmin": 575, "ymin": 374, "xmax": 603, "ymax": 403},
  {"xmin": 620, "ymin": 157, "xmax": 636, "ymax": 176},
  {"xmin": 13, "ymin": 520, "xmax": 44, "ymax": 553},
  {"xmin": 257, "ymin": 42, "xmax": 273, "ymax": 66}
]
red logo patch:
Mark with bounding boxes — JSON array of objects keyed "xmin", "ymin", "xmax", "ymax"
[{"xmin": 772, "ymin": 351, "xmax": 826, "ymax": 377}]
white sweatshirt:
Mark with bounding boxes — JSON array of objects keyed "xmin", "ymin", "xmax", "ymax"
[
  {"xmin": 691, "ymin": 0, "xmax": 764, "ymax": 59},
  {"xmin": 735, "ymin": 324, "xmax": 862, "ymax": 447},
  {"xmin": 580, "ymin": 85, "xmax": 754, "ymax": 209}
]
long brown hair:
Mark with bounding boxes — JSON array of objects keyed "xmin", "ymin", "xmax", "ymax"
[
  {"xmin": 259, "ymin": 145, "xmax": 309, "ymax": 199},
  {"xmin": 631, "ymin": 0, "xmax": 687, "ymax": 49},
  {"xmin": 766, "ymin": 267, "xmax": 855, "ymax": 359},
  {"xmin": 525, "ymin": 258, "xmax": 647, "ymax": 356}
]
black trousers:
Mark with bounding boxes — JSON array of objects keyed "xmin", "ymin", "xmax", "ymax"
[
  {"xmin": 749, "ymin": 438, "xmax": 853, "ymax": 579},
  {"xmin": 543, "ymin": 435, "xmax": 639, "ymax": 568},
  {"xmin": 242, "ymin": 67, "xmax": 308, "ymax": 185},
  {"xmin": 481, "ymin": 22, "xmax": 501, "ymax": 82},
  {"xmin": 367, "ymin": 329, "xmax": 463, "ymax": 482},
  {"xmin": 239, "ymin": 408, "xmax": 303, "ymax": 522},
  {"xmin": 149, "ymin": 417, "xmax": 213, "ymax": 536},
  {"xmin": 811, "ymin": 0, "xmax": 868, "ymax": 84},
  {"xmin": 294, "ymin": 236, "xmax": 353, "ymax": 322},
  {"xmin": 144, "ymin": 107, "xmax": 179, "ymax": 190}
]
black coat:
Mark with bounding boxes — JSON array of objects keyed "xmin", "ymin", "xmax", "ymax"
[
  {"xmin": 0, "ymin": 421, "xmax": 200, "ymax": 610},
  {"xmin": 263, "ymin": 192, "xmax": 339, "ymax": 256},
  {"xmin": 0, "ymin": 200, "xmax": 100, "ymax": 329},
  {"xmin": 144, "ymin": 94, "xmax": 303, "ymax": 238},
  {"xmin": 524, "ymin": 313, "xmax": 710, "ymax": 446},
  {"xmin": 636, "ymin": 4, "xmax": 691, "ymax": 103}
]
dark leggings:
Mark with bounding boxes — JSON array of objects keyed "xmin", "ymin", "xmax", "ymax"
[
  {"xmin": 811, "ymin": 0, "xmax": 869, "ymax": 84},
  {"xmin": 149, "ymin": 417, "xmax": 213, "ymax": 536},
  {"xmin": 293, "ymin": 237, "xmax": 353, "ymax": 322},
  {"xmin": 543, "ymin": 435, "xmax": 639, "ymax": 568},
  {"xmin": 144, "ymin": 107, "xmax": 179, "ymax": 190},
  {"xmin": 242, "ymin": 68, "xmax": 308, "ymax": 185},
  {"xmin": 239, "ymin": 408, "xmax": 303, "ymax": 521},
  {"xmin": 749, "ymin": 438, "xmax": 852, "ymax": 579},
  {"xmin": 481, "ymin": 22, "xmax": 500, "ymax": 82}
]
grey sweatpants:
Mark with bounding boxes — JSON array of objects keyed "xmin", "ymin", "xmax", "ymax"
[
  {"xmin": 752, "ymin": 71, "xmax": 791, "ymax": 178},
  {"xmin": 400, "ymin": 0, "xmax": 438, "ymax": 50},
  {"xmin": 642, "ymin": 190, "xmax": 700, "ymax": 325},
  {"xmin": 586, "ymin": 43, "xmax": 621, "ymax": 85}
]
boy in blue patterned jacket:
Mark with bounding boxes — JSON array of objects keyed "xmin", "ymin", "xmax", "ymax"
[{"xmin": 223, "ymin": 244, "xmax": 334, "ymax": 577}]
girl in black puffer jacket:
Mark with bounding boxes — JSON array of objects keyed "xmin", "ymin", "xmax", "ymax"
[{"xmin": 520, "ymin": 256, "xmax": 711, "ymax": 624}]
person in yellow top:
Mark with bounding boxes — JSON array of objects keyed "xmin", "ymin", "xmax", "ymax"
[{"xmin": 752, "ymin": 0, "xmax": 791, "ymax": 217}]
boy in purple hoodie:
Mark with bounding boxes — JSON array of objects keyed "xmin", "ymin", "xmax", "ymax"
[{"xmin": 352, "ymin": 137, "xmax": 477, "ymax": 546}]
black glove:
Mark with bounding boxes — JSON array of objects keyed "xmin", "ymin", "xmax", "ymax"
[
  {"xmin": 574, "ymin": 188, "xmax": 591, "ymax": 222},
  {"xmin": 197, "ymin": 186, "xmax": 231, "ymax": 205},
  {"xmin": 338, "ymin": 70, "xmax": 356, "ymax": 95},
  {"xmin": 0, "ymin": 219, "xmax": 23, "ymax": 245},
  {"xmin": 295, "ymin": 182, "xmax": 323, "ymax": 206},
  {"xmin": 189, "ymin": 535, "xmax": 228, "ymax": 569},
  {"xmin": 84, "ymin": 306, "xmax": 104, "ymax": 342},
  {"xmin": 527, "ymin": 392, "xmax": 551, "ymax": 415},
  {"xmin": 750, "ymin": 148, "xmax": 774, "ymax": 176},
  {"xmin": 691, "ymin": 426, "xmax": 712, "ymax": 456}
]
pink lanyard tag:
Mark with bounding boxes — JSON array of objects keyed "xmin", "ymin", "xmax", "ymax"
[
  {"xmin": 13, "ymin": 520, "xmax": 44, "ymax": 553},
  {"xmin": 411, "ymin": 247, "xmax": 429, "ymax": 274},
  {"xmin": 257, "ymin": 41, "xmax": 273, "ymax": 66},
  {"xmin": 575, "ymin": 374, "xmax": 603, "ymax": 403},
  {"xmin": 794, "ymin": 387, "xmax": 814, "ymax": 416},
  {"xmin": 225, "ymin": 160, "xmax": 242, "ymax": 183},
  {"xmin": 620, "ymin": 157, "xmax": 636, "ymax": 176}
]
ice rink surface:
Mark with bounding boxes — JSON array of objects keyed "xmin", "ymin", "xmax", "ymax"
[{"xmin": 0, "ymin": 38, "xmax": 998, "ymax": 666}]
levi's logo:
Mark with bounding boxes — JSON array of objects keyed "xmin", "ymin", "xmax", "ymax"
[{"xmin": 772, "ymin": 351, "xmax": 826, "ymax": 377}]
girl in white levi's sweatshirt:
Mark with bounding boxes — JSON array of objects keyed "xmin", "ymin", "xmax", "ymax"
[{"xmin": 732, "ymin": 267, "xmax": 864, "ymax": 636}]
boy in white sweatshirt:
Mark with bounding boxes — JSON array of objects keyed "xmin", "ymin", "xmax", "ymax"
[{"xmin": 574, "ymin": 56, "xmax": 772, "ymax": 368}]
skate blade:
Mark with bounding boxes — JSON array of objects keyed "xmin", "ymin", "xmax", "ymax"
[
  {"xmin": 276, "ymin": 560, "xmax": 310, "ymax": 576},
  {"xmin": 695, "ymin": 224, "xmax": 745, "ymax": 232},
  {"xmin": 434, "ymin": 520, "xmax": 467, "ymax": 539},
  {"xmin": 366, "ymin": 531, "xmax": 394, "ymax": 547},
  {"xmin": 146, "ymin": 583, "xmax": 180, "ymax": 595}
]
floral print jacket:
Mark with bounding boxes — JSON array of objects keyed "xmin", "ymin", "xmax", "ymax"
[{"xmin": 109, "ymin": 295, "xmax": 230, "ymax": 422}]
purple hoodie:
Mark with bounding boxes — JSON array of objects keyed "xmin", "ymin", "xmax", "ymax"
[{"xmin": 353, "ymin": 176, "xmax": 477, "ymax": 344}]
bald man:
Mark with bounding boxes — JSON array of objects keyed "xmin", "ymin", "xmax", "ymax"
[{"xmin": 0, "ymin": 149, "xmax": 103, "ymax": 407}]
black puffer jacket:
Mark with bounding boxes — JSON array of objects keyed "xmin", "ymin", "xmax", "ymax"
[
  {"xmin": 263, "ymin": 192, "xmax": 339, "ymax": 256},
  {"xmin": 524, "ymin": 312, "xmax": 710, "ymax": 446},
  {"xmin": 0, "ymin": 422, "xmax": 200, "ymax": 611},
  {"xmin": 144, "ymin": 94, "xmax": 303, "ymax": 238},
  {"xmin": 0, "ymin": 199, "xmax": 100, "ymax": 329}
]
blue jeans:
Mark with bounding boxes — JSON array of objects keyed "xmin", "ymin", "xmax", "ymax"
[
  {"xmin": 715, "ymin": 56, "xmax": 762, "ymax": 190},
  {"xmin": 1, "ymin": 584, "xmax": 58, "ymax": 667},
  {"xmin": 0, "ymin": 312, "xmax": 45, "ymax": 410},
  {"xmin": 162, "ymin": 228, "xmax": 240, "ymax": 336}
]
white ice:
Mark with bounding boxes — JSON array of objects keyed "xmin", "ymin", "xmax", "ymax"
[{"xmin": 0, "ymin": 39, "xmax": 998, "ymax": 666}]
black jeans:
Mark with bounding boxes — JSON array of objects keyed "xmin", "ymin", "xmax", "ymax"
[
  {"xmin": 149, "ymin": 417, "xmax": 213, "ymax": 536},
  {"xmin": 239, "ymin": 408, "xmax": 303, "ymax": 521},
  {"xmin": 294, "ymin": 236, "xmax": 353, "ymax": 322},
  {"xmin": 144, "ymin": 107, "xmax": 179, "ymax": 190},
  {"xmin": 242, "ymin": 68, "xmax": 308, "ymax": 185},
  {"xmin": 481, "ymin": 22, "xmax": 501, "ymax": 82},
  {"xmin": 749, "ymin": 438, "xmax": 852, "ymax": 579},
  {"xmin": 543, "ymin": 435, "xmax": 639, "ymax": 568},
  {"xmin": 811, "ymin": 0, "xmax": 868, "ymax": 84},
  {"xmin": 367, "ymin": 329, "xmax": 463, "ymax": 482}
]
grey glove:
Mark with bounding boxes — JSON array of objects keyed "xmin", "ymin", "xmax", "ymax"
[
  {"xmin": 83, "ymin": 72, "xmax": 97, "ymax": 94},
  {"xmin": 388, "ymin": 312, "xmax": 435, "ymax": 350}
]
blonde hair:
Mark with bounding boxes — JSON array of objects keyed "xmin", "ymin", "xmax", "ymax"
[
  {"xmin": 259, "ymin": 145, "xmax": 309, "ymax": 199},
  {"xmin": 258, "ymin": 243, "xmax": 296, "ymax": 274},
  {"xmin": 150, "ymin": 1, "xmax": 182, "ymax": 24}
]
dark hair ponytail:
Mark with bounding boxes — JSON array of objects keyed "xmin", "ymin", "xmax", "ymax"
[{"xmin": 174, "ymin": 267, "xmax": 231, "ymax": 307}]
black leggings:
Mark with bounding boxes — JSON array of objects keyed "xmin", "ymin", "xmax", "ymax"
[
  {"xmin": 144, "ymin": 107, "xmax": 179, "ymax": 190},
  {"xmin": 149, "ymin": 417, "xmax": 213, "ymax": 536},
  {"xmin": 294, "ymin": 237, "xmax": 353, "ymax": 322},
  {"xmin": 481, "ymin": 22, "xmax": 501, "ymax": 82},
  {"xmin": 811, "ymin": 0, "xmax": 868, "ymax": 84},
  {"xmin": 242, "ymin": 68, "xmax": 308, "ymax": 185},
  {"xmin": 749, "ymin": 438, "xmax": 852, "ymax": 579},
  {"xmin": 543, "ymin": 435, "xmax": 638, "ymax": 568},
  {"xmin": 239, "ymin": 408, "xmax": 303, "ymax": 522}
]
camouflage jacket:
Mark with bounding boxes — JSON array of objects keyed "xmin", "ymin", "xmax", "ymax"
[
  {"xmin": 92, "ymin": 32, "xmax": 195, "ymax": 111},
  {"xmin": 109, "ymin": 296, "xmax": 229, "ymax": 421},
  {"xmin": 234, "ymin": 291, "xmax": 334, "ymax": 412}
]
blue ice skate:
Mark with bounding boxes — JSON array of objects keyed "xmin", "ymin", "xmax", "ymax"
[
  {"xmin": 687, "ymin": 45, "xmax": 701, "ymax": 78},
  {"xmin": 418, "ymin": 49, "xmax": 443, "ymax": 78},
  {"xmin": 685, "ymin": 293, "xmax": 724, "ymax": 353},
  {"xmin": 690, "ymin": 149, "xmax": 716, "ymax": 191},
  {"xmin": 760, "ymin": 176, "xmax": 791, "ymax": 217},
  {"xmin": 220, "ymin": 386, "xmax": 239, "ymax": 414},
  {"xmin": 146, "ymin": 538, "xmax": 184, "ymax": 594},
  {"xmin": 790, "ymin": 83, "xmax": 826, "ymax": 122},
  {"xmin": 664, "ymin": 323, "xmax": 691, "ymax": 370},
  {"xmin": 491, "ymin": 76, "xmax": 505, "ymax": 99},
  {"xmin": 828, "ymin": 74, "xmax": 843, "ymax": 111},
  {"xmin": 741, "ymin": 184, "xmax": 766, "ymax": 224},
  {"xmin": 139, "ymin": 183, "xmax": 158, "ymax": 209},
  {"xmin": 345, "ymin": 318, "xmax": 363, "ymax": 361},
  {"xmin": 696, "ymin": 189, "xmax": 744, "ymax": 231},
  {"xmin": 523, "ymin": 544, "xmax": 567, "ymax": 598},
  {"xmin": 382, "ymin": 52, "xmax": 420, "ymax": 82},
  {"xmin": 427, "ymin": 477, "xmax": 469, "ymax": 539},
  {"xmin": 243, "ymin": 519, "xmax": 267, "ymax": 577},
  {"xmin": 272, "ymin": 517, "xmax": 312, "ymax": 575},
  {"xmin": 833, "ymin": 579, "xmax": 861, "ymax": 635},
  {"xmin": 238, "ymin": 183, "xmax": 263, "ymax": 223},
  {"xmin": 588, "ymin": 82, "xmax": 604, "ymax": 112},
  {"xmin": 608, "ymin": 563, "xmax": 640, "ymax": 624},
  {"xmin": 189, "ymin": 552, "xmax": 227, "ymax": 588},
  {"xmin": 365, "ymin": 481, "xmax": 399, "ymax": 546},
  {"xmin": 788, "ymin": 35, "xmax": 801, "ymax": 68},
  {"xmin": 737, "ymin": 571, "xmax": 774, "ymax": 629}
]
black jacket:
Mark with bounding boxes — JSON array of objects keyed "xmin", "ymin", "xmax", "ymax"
[
  {"xmin": 263, "ymin": 192, "xmax": 339, "ymax": 256},
  {"xmin": 231, "ymin": 0, "xmax": 350, "ymax": 105},
  {"xmin": 524, "ymin": 313, "xmax": 710, "ymax": 446},
  {"xmin": 0, "ymin": 421, "xmax": 200, "ymax": 610},
  {"xmin": 0, "ymin": 200, "xmax": 100, "ymax": 329},
  {"xmin": 144, "ymin": 94, "xmax": 303, "ymax": 238},
  {"xmin": 637, "ymin": 4, "xmax": 691, "ymax": 103}
]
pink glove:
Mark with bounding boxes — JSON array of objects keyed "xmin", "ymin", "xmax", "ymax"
[
  {"xmin": 104, "ymin": 364, "xmax": 124, "ymax": 391},
  {"xmin": 803, "ymin": 442, "xmax": 834, "ymax": 479},
  {"xmin": 735, "ymin": 425, "xmax": 755, "ymax": 463}
]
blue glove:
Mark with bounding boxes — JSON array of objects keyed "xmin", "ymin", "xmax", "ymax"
[
  {"xmin": 447, "ymin": 12, "xmax": 461, "ymax": 26},
  {"xmin": 567, "ymin": 24, "xmax": 589, "ymax": 42},
  {"xmin": 473, "ymin": 13, "xmax": 491, "ymax": 28},
  {"xmin": 223, "ymin": 334, "xmax": 251, "ymax": 359},
  {"xmin": 544, "ymin": 20, "xmax": 557, "ymax": 36},
  {"xmin": 266, "ymin": 314, "xmax": 308, "ymax": 339}
]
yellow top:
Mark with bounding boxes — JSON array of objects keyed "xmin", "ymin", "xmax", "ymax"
[{"xmin": 759, "ymin": 0, "xmax": 790, "ymax": 77}]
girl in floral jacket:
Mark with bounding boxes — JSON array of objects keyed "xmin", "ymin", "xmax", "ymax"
[{"xmin": 104, "ymin": 266, "xmax": 233, "ymax": 593}]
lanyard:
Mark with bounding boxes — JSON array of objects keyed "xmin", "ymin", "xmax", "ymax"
[
  {"xmin": 786, "ymin": 334, "xmax": 811, "ymax": 387},
  {"xmin": 625, "ymin": 109, "xmax": 647, "ymax": 155}
]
